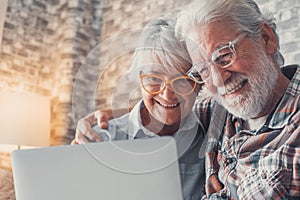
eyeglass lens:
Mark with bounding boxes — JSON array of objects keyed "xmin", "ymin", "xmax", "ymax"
[
  {"xmin": 141, "ymin": 75, "xmax": 195, "ymax": 95},
  {"xmin": 212, "ymin": 45, "xmax": 236, "ymax": 68},
  {"xmin": 188, "ymin": 34, "xmax": 246, "ymax": 83},
  {"xmin": 189, "ymin": 44, "xmax": 237, "ymax": 83}
]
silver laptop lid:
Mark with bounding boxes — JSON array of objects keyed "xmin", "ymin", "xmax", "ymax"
[{"xmin": 12, "ymin": 137, "xmax": 183, "ymax": 200}]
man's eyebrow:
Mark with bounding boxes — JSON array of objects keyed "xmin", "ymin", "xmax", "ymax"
[{"xmin": 214, "ymin": 41, "xmax": 231, "ymax": 51}]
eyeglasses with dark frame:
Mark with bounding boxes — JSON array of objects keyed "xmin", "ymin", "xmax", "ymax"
[
  {"xmin": 139, "ymin": 73, "xmax": 197, "ymax": 96},
  {"xmin": 187, "ymin": 34, "xmax": 247, "ymax": 84}
]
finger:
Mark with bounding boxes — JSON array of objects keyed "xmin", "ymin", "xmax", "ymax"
[
  {"xmin": 76, "ymin": 132, "xmax": 90, "ymax": 144},
  {"xmin": 85, "ymin": 111, "xmax": 99, "ymax": 125},
  {"xmin": 94, "ymin": 111, "xmax": 108, "ymax": 129},
  {"xmin": 99, "ymin": 121, "xmax": 108, "ymax": 129},
  {"xmin": 82, "ymin": 120, "xmax": 103, "ymax": 142},
  {"xmin": 70, "ymin": 139, "xmax": 78, "ymax": 145},
  {"xmin": 75, "ymin": 115, "xmax": 102, "ymax": 143}
]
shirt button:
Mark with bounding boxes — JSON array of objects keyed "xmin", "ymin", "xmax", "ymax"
[
  {"xmin": 261, "ymin": 172, "xmax": 267, "ymax": 179},
  {"xmin": 221, "ymin": 192, "xmax": 227, "ymax": 199}
]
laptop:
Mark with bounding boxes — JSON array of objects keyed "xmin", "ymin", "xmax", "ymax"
[{"xmin": 11, "ymin": 137, "xmax": 183, "ymax": 200}]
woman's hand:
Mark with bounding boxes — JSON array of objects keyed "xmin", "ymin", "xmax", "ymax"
[
  {"xmin": 71, "ymin": 109, "xmax": 112, "ymax": 144},
  {"xmin": 71, "ymin": 107, "xmax": 133, "ymax": 144}
]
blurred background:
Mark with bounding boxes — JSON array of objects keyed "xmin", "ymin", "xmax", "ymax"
[
  {"xmin": 0, "ymin": 0, "xmax": 300, "ymax": 198},
  {"xmin": 0, "ymin": 0, "xmax": 299, "ymax": 153}
]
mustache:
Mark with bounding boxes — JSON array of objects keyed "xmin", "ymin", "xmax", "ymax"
[{"xmin": 212, "ymin": 73, "xmax": 248, "ymax": 95}]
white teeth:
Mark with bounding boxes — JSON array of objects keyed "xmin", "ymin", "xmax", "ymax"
[
  {"xmin": 226, "ymin": 82, "xmax": 244, "ymax": 95},
  {"xmin": 224, "ymin": 75, "xmax": 247, "ymax": 95},
  {"xmin": 159, "ymin": 102, "xmax": 179, "ymax": 108}
]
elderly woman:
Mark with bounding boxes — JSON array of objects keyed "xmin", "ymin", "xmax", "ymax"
[{"xmin": 75, "ymin": 17, "xmax": 206, "ymax": 200}]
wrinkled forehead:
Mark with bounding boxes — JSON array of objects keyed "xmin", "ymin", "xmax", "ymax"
[
  {"xmin": 185, "ymin": 38, "xmax": 209, "ymax": 64},
  {"xmin": 185, "ymin": 20, "xmax": 238, "ymax": 60},
  {"xmin": 184, "ymin": 29, "xmax": 210, "ymax": 64}
]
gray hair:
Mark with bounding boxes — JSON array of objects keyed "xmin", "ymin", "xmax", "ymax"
[
  {"xmin": 129, "ymin": 17, "xmax": 192, "ymax": 82},
  {"xmin": 176, "ymin": 0, "xmax": 284, "ymax": 66}
]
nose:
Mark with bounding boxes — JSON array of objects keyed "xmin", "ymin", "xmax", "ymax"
[
  {"xmin": 159, "ymin": 84, "xmax": 177, "ymax": 99},
  {"xmin": 210, "ymin": 65, "xmax": 231, "ymax": 88}
]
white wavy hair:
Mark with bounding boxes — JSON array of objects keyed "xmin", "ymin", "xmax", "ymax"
[
  {"xmin": 175, "ymin": 0, "xmax": 284, "ymax": 67},
  {"xmin": 128, "ymin": 17, "xmax": 192, "ymax": 82}
]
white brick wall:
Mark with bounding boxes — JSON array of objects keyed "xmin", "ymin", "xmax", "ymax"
[
  {"xmin": 258, "ymin": 0, "xmax": 300, "ymax": 65},
  {"xmin": 1, "ymin": 0, "xmax": 299, "ymax": 144},
  {"xmin": 97, "ymin": 0, "xmax": 300, "ymax": 112}
]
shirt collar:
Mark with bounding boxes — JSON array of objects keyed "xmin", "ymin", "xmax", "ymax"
[
  {"xmin": 127, "ymin": 100, "xmax": 155, "ymax": 140},
  {"xmin": 269, "ymin": 65, "xmax": 300, "ymax": 128},
  {"xmin": 174, "ymin": 103, "xmax": 200, "ymax": 137},
  {"xmin": 127, "ymin": 100, "xmax": 200, "ymax": 139}
]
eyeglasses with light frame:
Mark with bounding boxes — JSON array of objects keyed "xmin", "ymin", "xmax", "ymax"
[
  {"xmin": 187, "ymin": 34, "xmax": 247, "ymax": 84},
  {"xmin": 139, "ymin": 73, "xmax": 197, "ymax": 96}
]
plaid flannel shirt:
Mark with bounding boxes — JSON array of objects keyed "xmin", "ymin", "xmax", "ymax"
[{"xmin": 197, "ymin": 65, "xmax": 300, "ymax": 200}]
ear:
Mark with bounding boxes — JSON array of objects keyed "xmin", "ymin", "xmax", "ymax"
[{"xmin": 260, "ymin": 23, "xmax": 277, "ymax": 55}]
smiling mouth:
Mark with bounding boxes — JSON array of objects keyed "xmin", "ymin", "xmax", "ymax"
[
  {"xmin": 225, "ymin": 80, "xmax": 248, "ymax": 96},
  {"xmin": 155, "ymin": 100, "xmax": 180, "ymax": 108}
]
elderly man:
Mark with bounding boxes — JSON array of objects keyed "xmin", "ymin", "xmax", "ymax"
[
  {"xmin": 73, "ymin": 0, "xmax": 300, "ymax": 199},
  {"xmin": 176, "ymin": 0, "xmax": 300, "ymax": 199}
]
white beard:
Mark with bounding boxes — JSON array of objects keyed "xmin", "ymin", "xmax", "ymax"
[{"xmin": 210, "ymin": 49, "xmax": 279, "ymax": 120}]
